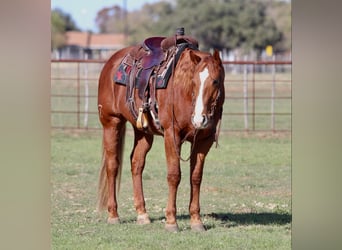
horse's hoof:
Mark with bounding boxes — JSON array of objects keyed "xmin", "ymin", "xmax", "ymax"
[
  {"xmin": 191, "ymin": 223, "xmax": 206, "ymax": 232},
  {"xmin": 107, "ymin": 217, "xmax": 120, "ymax": 224},
  {"xmin": 137, "ymin": 213, "xmax": 151, "ymax": 225},
  {"xmin": 165, "ymin": 223, "xmax": 179, "ymax": 232}
]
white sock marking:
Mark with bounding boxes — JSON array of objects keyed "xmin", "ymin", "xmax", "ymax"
[{"xmin": 193, "ymin": 67, "xmax": 209, "ymax": 126}]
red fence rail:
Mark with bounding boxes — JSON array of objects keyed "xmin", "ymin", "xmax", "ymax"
[{"xmin": 51, "ymin": 59, "xmax": 291, "ymax": 133}]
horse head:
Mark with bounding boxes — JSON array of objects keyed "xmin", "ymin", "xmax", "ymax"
[{"xmin": 189, "ymin": 49, "xmax": 225, "ymax": 129}]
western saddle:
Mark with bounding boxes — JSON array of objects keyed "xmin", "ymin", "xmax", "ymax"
[{"xmin": 113, "ymin": 28, "xmax": 199, "ymax": 133}]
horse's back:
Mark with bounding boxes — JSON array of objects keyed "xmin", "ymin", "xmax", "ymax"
[
  {"xmin": 98, "ymin": 46, "xmax": 135, "ymax": 122},
  {"xmin": 99, "ymin": 46, "xmax": 134, "ymax": 89}
]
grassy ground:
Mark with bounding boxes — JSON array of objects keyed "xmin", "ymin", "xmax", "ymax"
[{"xmin": 51, "ymin": 131, "xmax": 291, "ymax": 249}]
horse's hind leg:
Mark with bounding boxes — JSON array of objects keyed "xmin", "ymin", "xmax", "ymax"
[
  {"xmin": 102, "ymin": 117, "xmax": 126, "ymax": 224},
  {"xmin": 130, "ymin": 128, "xmax": 154, "ymax": 224}
]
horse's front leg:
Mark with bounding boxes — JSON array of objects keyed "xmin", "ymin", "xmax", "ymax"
[
  {"xmin": 163, "ymin": 129, "xmax": 181, "ymax": 232},
  {"xmin": 131, "ymin": 128, "xmax": 154, "ymax": 224},
  {"xmin": 189, "ymin": 136, "xmax": 214, "ymax": 232}
]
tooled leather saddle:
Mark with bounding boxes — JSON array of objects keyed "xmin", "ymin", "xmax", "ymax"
[{"xmin": 113, "ymin": 28, "xmax": 198, "ymax": 133}]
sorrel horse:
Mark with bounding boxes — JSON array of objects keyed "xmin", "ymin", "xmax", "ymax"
[{"xmin": 97, "ymin": 32, "xmax": 225, "ymax": 232}]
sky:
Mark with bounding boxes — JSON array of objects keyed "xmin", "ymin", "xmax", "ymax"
[{"xmin": 51, "ymin": 0, "xmax": 162, "ymax": 33}]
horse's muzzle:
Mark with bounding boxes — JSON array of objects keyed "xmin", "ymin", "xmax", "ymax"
[{"xmin": 191, "ymin": 114, "xmax": 209, "ymax": 129}]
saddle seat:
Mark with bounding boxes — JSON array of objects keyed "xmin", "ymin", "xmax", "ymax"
[
  {"xmin": 141, "ymin": 36, "xmax": 165, "ymax": 69},
  {"xmin": 140, "ymin": 35, "xmax": 199, "ymax": 69}
]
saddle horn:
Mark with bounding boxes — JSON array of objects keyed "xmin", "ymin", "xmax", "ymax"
[{"xmin": 161, "ymin": 27, "xmax": 199, "ymax": 51}]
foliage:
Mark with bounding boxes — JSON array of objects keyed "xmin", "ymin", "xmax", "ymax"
[
  {"xmin": 127, "ymin": 2, "xmax": 175, "ymax": 45},
  {"xmin": 95, "ymin": 5, "xmax": 127, "ymax": 34},
  {"xmin": 265, "ymin": 1, "xmax": 292, "ymax": 52},
  {"xmin": 94, "ymin": 0, "xmax": 289, "ymax": 54},
  {"xmin": 51, "ymin": 1, "xmax": 290, "ymax": 54},
  {"xmin": 51, "ymin": 8, "xmax": 80, "ymax": 50},
  {"xmin": 150, "ymin": 0, "xmax": 282, "ymax": 53}
]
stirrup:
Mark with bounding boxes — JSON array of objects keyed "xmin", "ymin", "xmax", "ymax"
[{"xmin": 136, "ymin": 108, "xmax": 149, "ymax": 129}]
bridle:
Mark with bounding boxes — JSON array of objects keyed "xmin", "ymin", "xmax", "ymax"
[
  {"xmin": 206, "ymin": 88, "xmax": 221, "ymax": 121},
  {"xmin": 170, "ymin": 55, "xmax": 223, "ymax": 162}
]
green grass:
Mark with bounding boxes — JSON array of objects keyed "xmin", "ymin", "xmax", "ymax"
[{"xmin": 51, "ymin": 131, "xmax": 291, "ymax": 249}]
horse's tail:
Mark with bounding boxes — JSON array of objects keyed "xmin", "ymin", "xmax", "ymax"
[{"xmin": 97, "ymin": 125, "xmax": 126, "ymax": 211}]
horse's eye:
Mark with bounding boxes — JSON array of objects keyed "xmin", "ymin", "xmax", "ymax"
[{"xmin": 213, "ymin": 79, "xmax": 219, "ymax": 85}]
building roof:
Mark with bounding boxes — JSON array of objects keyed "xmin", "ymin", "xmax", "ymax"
[{"xmin": 65, "ymin": 31, "xmax": 125, "ymax": 49}]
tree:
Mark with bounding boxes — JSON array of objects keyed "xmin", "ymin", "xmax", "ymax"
[
  {"xmin": 152, "ymin": 0, "xmax": 282, "ymax": 53},
  {"xmin": 94, "ymin": 0, "xmax": 290, "ymax": 54},
  {"xmin": 51, "ymin": 8, "xmax": 79, "ymax": 50},
  {"xmin": 266, "ymin": 0, "xmax": 291, "ymax": 53},
  {"xmin": 127, "ymin": 2, "xmax": 175, "ymax": 44},
  {"xmin": 95, "ymin": 5, "xmax": 126, "ymax": 34}
]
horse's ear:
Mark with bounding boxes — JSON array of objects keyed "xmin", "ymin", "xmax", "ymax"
[
  {"xmin": 189, "ymin": 50, "xmax": 201, "ymax": 65},
  {"xmin": 213, "ymin": 49, "xmax": 222, "ymax": 62}
]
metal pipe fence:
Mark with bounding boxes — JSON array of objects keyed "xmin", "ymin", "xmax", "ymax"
[
  {"xmin": 51, "ymin": 59, "xmax": 291, "ymax": 133},
  {"xmin": 222, "ymin": 59, "xmax": 291, "ymax": 132}
]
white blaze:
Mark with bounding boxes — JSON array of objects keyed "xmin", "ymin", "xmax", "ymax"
[{"xmin": 193, "ymin": 67, "xmax": 209, "ymax": 126}]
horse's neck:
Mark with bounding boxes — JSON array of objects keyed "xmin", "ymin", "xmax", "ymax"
[{"xmin": 173, "ymin": 54, "xmax": 196, "ymax": 97}]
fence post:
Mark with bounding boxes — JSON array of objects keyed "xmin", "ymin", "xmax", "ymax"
[
  {"xmin": 243, "ymin": 55, "xmax": 249, "ymax": 130},
  {"xmin": 271, "ymin": 55, "xmax": 276, "ymax": 132},
  {"xmin": 252, "ymin": 63, "xmax": 256, "ymax": 131},
  {"xmin": 83, "ymin": 54, "xmax": 89, "ymax": 128},
  {"xmin": 77, "ymin": 62, "xmax": 80, "ymax": 129}
]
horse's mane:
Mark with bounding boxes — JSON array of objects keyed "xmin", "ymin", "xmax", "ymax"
[
  {"xmin": 173, "ymin": 49, "xmax": 217, "ymax": 95},
  {"xmin": 173, "ymin": 49, "xmax": 195, "ymax": 94}
]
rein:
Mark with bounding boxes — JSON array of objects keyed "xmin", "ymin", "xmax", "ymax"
[
  {"xmin": 209, "ymin": 89, "xmax": 222, "ymax": 148},
  {"xmin": 179, "ymin": 129, "xmax": 199, "ymax": 162}
]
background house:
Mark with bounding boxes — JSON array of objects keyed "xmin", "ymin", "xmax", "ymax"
[{"xmin": 53, "ymin": 31, "xmax": 126, "ymax": 60}]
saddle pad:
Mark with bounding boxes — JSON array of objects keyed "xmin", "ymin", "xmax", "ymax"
[
  {"xmin": 114, "ymin": 56, "xmax": 170, "ymax": 89},
  {"xmin": 114, "ymin": 63, "xmax": 131, "ymax": 86}
]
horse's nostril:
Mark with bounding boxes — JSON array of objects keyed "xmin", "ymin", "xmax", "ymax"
[
  {"xmin": 191, "ymin": 114, "xmax": 209, "ymax": 129},
  {"xmin": 202, "ymin": 115, "xmax": 208, "ymax": 126}
]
